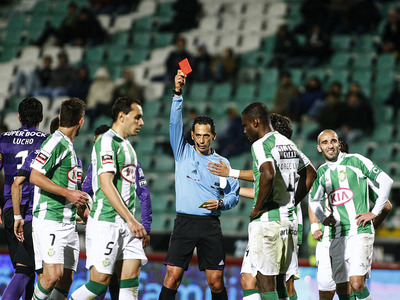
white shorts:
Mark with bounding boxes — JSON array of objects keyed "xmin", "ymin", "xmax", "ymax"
[
  {"xmin": 248, "ymin": 220, "xmax": 296, "ymax": 277},
  {"xmin": 32, "ymin": 218, "xmax": 79, "ymax": 271},
  {"xmin": 85, "ymin": 217, "xmax": 148, "ymax": 275},
  {"xmin": 316, "ymin": 238, "xmax": 335, "ymax": 291},
  {"xmin": 240, "ymin": 242, "xmax": 251, "ymax": 274},
  {"xmin": 330, "ymin": 233, "xmax": 374, "ymax": 284},
  {"xmin": 286, "ymin": 245, "xmax": 299, "ymax": 282}
]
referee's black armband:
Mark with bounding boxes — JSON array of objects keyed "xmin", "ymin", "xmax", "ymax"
[{"xmin": 17, "ymin": 169, "xmax": 30, "ymax": 178}]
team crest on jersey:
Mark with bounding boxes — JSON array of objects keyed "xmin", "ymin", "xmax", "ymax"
[
  {"xmin": 35, "ymin": 150, "xmax": 51, "ymax": 165},
  {"xmin": 103, "ymin": 258, "xmax": 111, "ymax": 267},
  {"xmin": 338, "ymin": 170, "xmax": 347, "ymax": 181},
  {"xmin": 328, "ymin": 188, "xmax": 354, "ymax": 206},
  {"xmin": 101, "ymin": 151, "xmax": 114, "ymax": 165},
  {"xmin": 67, "ymin": 166, "xmax": 82, "ymax": 184},
  {"xmin": 121, "ymin": 164, "xmax": 137, "ymax": 184},
  {"xmin": 48, "ymin": 248, "xmax": 55, "ymax": 257}
]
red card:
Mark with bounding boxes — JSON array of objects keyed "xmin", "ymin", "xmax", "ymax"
[{"xmin": 179, "ymin": 58, "xmax": 192, "ymax": 75}]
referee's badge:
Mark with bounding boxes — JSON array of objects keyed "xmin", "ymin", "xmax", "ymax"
[{"xmin": 48, "ymin": 248, "xmax": 55, "ymax": 257}]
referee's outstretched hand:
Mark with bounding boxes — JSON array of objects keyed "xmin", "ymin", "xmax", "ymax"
[{"xmin": 175, "ymin": 70, "xmax": 186, "ymax": 91}]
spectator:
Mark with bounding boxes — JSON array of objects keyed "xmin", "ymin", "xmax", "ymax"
[
  {"xmin": 216, "ymin": 107, "xmax": 249, "ymax": 158},
  {"xmin": 159, "ymin": 0, "xmax": 201, "ymax": 33},
  {"xmin": 32, "ymin": 1, "xmax": 79, "ymax": 46},
  {"xmin": 34, "ymin": 52, "xmax": 75, "ymax": 100},
  {"xmin": 380, "ymin": 8, "xmax": 400, "ymax": 54},
  {"xmin": 113, "ymin": 68, "xmax": 143, "ymax": 101},
  {"xmin": 192, "ymin": 43, "xmax": 212, "ymax": 82},
  {"xmin": 211, "ymin": 48, "xmax": 238, "ymax": 82},
  {"xmin": 85, "ymin": 67, "xmax": 115, "ymax": 125},
  {"xmin": 302, "ymin": 24, "xmax": 332, "ymax": 67},
  {"xmin": 349, "ymin": 0, "xmax": 380, "ymax": 33},
  {"xmin": 339, "ymin": 92, "xmax": 374, "ymax": 143},
  {"xmin": 325, "ymin": 0, "xmax": 352, "ymax": 33},
  {"xmin": 73, "ymin": 7, "xmax": 107, "ymax": 46},
  {"xmin": 163, "ymin": 36, "xmax": 192, "ymax": 83},
  {"xmin": 13, "ymin": 56, "xmax": 53, "ymax": 97},
  {"xmin": 298, "ymin": 0, "xmax": 328, "ymax": 33},
  {"xmin": 346, "ymin": 82, "xmax": 368, "ymax": 103},
  {"xmin": 272, "ymin": 70, "xmax": 299, "ymax": 116},
  {"xmin": 290, "ymin": 76, "xmax": 325, "ymax": 121},
  {"xmin": 269, "ymin": 25, "xmax": 301, "ymax": 69},
  {"xmin": 328, "ymin": 81, "xmax": 344, "ymax": 102},
  {"xmin": 384, "ymin": 79, "xmax": 400, "ymax": 121},
  {"xmin": 67, "ymin": 65, "xmax": 91, "ymax": 101},
  {"xmin": 308, "ymin": 92, "xmax": 345, "ymax": 140},
  {"xmin": 90, "ymin": 0, "xmax": 137, "ymax": 15}
]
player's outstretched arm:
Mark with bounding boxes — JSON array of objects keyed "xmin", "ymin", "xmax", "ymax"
[
  {"xmin": 11, "ymin": 175, "xmax": 28, "ymax": 242},
  {"xmin": 30, "ymin": 169, "xmax": 88, "ymax": 206},
  {"xmin": 239, "ymin": 187, "xmax": 255, "ymax": 199},
  {"xmin": 99, "ymin": 172, "xmax": 147, "ymax": 239},
  {"xmin": 207, "ymin": 158, "xmax": 254, "ymax": 181}
]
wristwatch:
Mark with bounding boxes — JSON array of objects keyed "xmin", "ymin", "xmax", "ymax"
[
  {"xmin": 218, "ymin": 199, "xmax": 224, "ymax": 209},
  {"xmin": 173, "ymin": 89, "xmax": 182, "ymax": 96}
]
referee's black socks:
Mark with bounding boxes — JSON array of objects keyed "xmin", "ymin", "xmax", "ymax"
[{"xmin": 159, "ymin": 286, "xmax": 177, "ymax": 300}]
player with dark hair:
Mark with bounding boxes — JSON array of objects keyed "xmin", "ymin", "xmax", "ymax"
[
  {"xmin": 240, "ymin": 102, "xmax": 316, "ymax": 299},
  {"xmin": 80, "ymin": 124, "xmax": 152, "ymax": 300},
  {"xmin": 309, "ymin": 130, "xmax": 393, "ymax": 300},
  {"xmin": 30, "ymin": 97, "xmax": 87, "ymax": 299},
  {"xmin": 0, "ymin": 97, "xmax": 48, "ymax": 300},
  {"xmin": 71, "ymin": 97, "xmax": 147, "ymax": 299},
  {"xmin": 208, "ymin": 113, "xmax": 303, "ymax": 300},
  {"xmin": 158, "ymin": 70, "xmax": 239, "ymax": 300}
]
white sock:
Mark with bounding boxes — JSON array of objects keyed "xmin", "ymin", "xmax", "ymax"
[
  {"xmin": 33, "ymin": 282, "xmax": 52, "ymax": 300},
  {"xmin": 49, "ymin": 288, "xmax": 67, "ymax": 300},
  {"xmin": 69, "ymin": 285, "xmax": 97, "ymax": 300},
  {"xmin": 119, "ymin": 286, "xmax": 139, "ymax": 299}
]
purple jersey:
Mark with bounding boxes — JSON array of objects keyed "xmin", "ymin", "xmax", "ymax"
[
  {"xmin": 0, "ymin": 126, "xmax": 48, "ymax": 211},
  {"xmin": 82, "ymin": 160, "xmax": 152, "ymax": 232}
]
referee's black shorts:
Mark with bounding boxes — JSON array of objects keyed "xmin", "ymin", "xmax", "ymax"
[
  {"xmin": 163, "ymin": 213, "xmax": 226, "ymax": 271},
  {"xmin": 3, "ymin": 206, "xmax": 35, "ymax": 270}
]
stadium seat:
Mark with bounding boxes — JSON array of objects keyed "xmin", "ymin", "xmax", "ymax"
[
  {"xmin": 0, "ymin": 46, "xmax": 19, "ymax": 62},
  {"xmin": 375, "ymin": 54, "xmax": 397, "ymax": 70},
  {"xmin": 110, "ymin": 31, "xmax": 130, "ymax": 47},
  {"xmin": 148, "ymin": 174, "xmax": 174, "ymax": 193},
  {"xmin": 134, "ymin": 136, "xmax": 156, "ymax": 154},
  {"xmin": 353, "ymin": 35, "xmax": 374, "ymax": 52},
  {"xmin": 132, "ymin": 16, "xmax": 154, "ymax": 32},
  {"xmin": 152, "ymin": 155, "xmax": 174, "ymax": 173},
  {"xmin": 127, "ymin": 49, "xmax": 148, "ymax": 65},
  {"xmin": 151, "ymin": 212, "xmax": 175, "ymax": 232},
  {"xmin": 209, "ymin": 83, "xmax": 233, "ymax": 101},
  {"xmin": 371, "ymin": 122, "xmax": 395, "ymax": 142},
  {"xmin": 187, "ymin": 83, "xmax": 211, "ymax": 100},
  {"xmin": 152, "ymin": 32, "xmax": 174, "ymax": 48},
  {"xmin": 132, "ymin": 32, "xmax": 152, "ymax": 49},
  {"xmin": 331, "ymin": 35, "xmax": 353, "ymax": 51},
  {"xmin": 233, "ymin": 83, "xmax": 257, "ymax": 103},
  {"xmin": 106, "ymin": 46, "xmax": 127, "ymax": 64},
  {"xmin": 351, "ymin": 53, "xmax": 374, "ymax": 69},
  {"xmin": 259, "ymin": 68, "xmax": 279, "ymax": 86},
  {"xmin": 84, "ymin": 46, "xmax": 106, "ymax": 64},
  {"xmin": 329, "ymin": 53, "xmax": 351, "ymax": 69}
]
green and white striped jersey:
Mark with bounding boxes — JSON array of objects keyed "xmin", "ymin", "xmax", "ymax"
[
  {"xmin": 252, "ymin": 131, "xmax": 310, "ymax": 222},
  {"xmin": 32, "ymin": 130, "xmax": 81, "ymax": 224},
  {"xmin": 90, "ymin": 128, "xmax": 137, "ymax": 223},
  {"xmin": 310, "ymin": 152, "xmax": 382, "ymax": 238}
]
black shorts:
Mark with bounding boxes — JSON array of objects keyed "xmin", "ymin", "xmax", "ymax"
[
  {"xmin": 3, "ymin": 206, "xmax": 35, "ymax": 270},
  {"xmin": 163, "ymin": 213, "xmax": 225, "ymax": 271}
]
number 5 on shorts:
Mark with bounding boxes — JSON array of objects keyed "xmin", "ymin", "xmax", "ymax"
[{"xmin": 104, "ymin": 242, "xmax": 114, "ymax": 255}]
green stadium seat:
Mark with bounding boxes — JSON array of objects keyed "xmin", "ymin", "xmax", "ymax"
[
  {"xmin": 110, "ymin": 31, "xmax": 130, "ymax": 47},
  {"xmin": 132, "ymin": 32, "xmax": 152, "ymax": 49},
  {"xmin": 132, "ymin": 17, "xmax": 154, "ymax": 32},
  {"xmin": 31, "ymin": 1, "xmax": 50, "ymax": 16},
  {"xmin": 107, "ymin": 65, "xmax": 123, "ymax": 80},
  {"xmin": 331, "ymin": 35, "xmax": 352, "ymax": 51},
  {"xmin": 370, "ymin": 143, "xmax": 395, "ymax": 161},
  {"xmin": 152, "ymin": 32, "xmax": 173, "ymax": 48},
  {"xmin": 352, "ymin": 53, "xmax": 374, "ymax": 69},
  {"xmin": 375, "ymin": 54, "xmax": 396, "ymax": 70},
  {"xmin": 137, "ymin": 153, "xmax": 153, "ymax": 170},
  {"xmin": 2, "ymin": 29, "xmax": 22, "ymax": 46},
  {"xmin": 233, "ymin": 83, "xmax": 257, "ymax": 103},
  {"xmin": 351, "ymin": 70, "xmax": 372, "ymax": 87},
  {"xmin": 353, "ymin": 35, "xmax": 374, "ymax": 52},
  {"xmin": 126, "ymin": 49, "xmax": 148, "ymax": 65},
  {"xmin": 329, "ymin": 53, "xmax": 351, "ymax": 68},
  {"xmin": 228, "ymin": 153, "xmax": 252, "ymax": 170},
  {"xmin": 305, "ymin": 69, "xmax": 327, "ymax": 82},
  {"xmin": 0, "ymin": 46, "xmax": 19, "ymax": 62},
  {"xmin": 259, "ymin": 68, "xmax": 279, "ymax": 86},
  {"xmin": 155, "ymin": 2, "xmax": 174, "ymax": 17},
  {"xmin": 187, "ymin": 83, "xmax": 211, "ymax": 100},
  {"xmin": 301, "ymin": 141, "xmax": 320, "ymax": 160},
  {"xmin": 257, "ymin": 84, "xmax": 276, "ymax": 103},
  {"xmin": 149, "ymin": 175, "xmax": 174, "ymax": 193},
  {"xmin": 209, "ymin": 83, "xmax": 233, "ymax": 101},
  {"xmin": 261, "ymin": 37, "xmax": 274, "ymax": 52},
  {"xmin": 150, "ymin": 193, "xmax": 175, "ymax": 213},
  {"xmin": 7, "ymin": 14, "xmax": 26, "ymax": 30},
  {"xmin": 84, "ymin": 46, "xmax": 106, "ymax": 64},
  {"xmin": 328, "ymin": 69, "xmax": 349, "ymax": 84},
  {"xmin": 106, "ymin": 46, "xmax": 127, "ymax": 64},
  {"xmin": 350, "ymin": 142, "xmax": 373, "ymax": 156},
  {"xmin": 134, "ymin": 136, "xmax": 156, "ymax": 154},
  {"xmin": 371, "ymin": 122, "xmax": 395, "ymax": 142},
  {"xmin": 239, "ymin": 51, "xmax": 262, "ymax": 67},
  {"xmin": 91, "ymin": 114, "xmax": 111, "ymax": 131},
  {"xmin": 151, "ymin": 212, "xmax": 175, "ymax": 232},
  {"xmin": 208, "ymin": 101, "xmax": 235, "ymax": 118},
  {"xmin": 152, "ymin": 154, "xmax": 174, "ymax": 173}
]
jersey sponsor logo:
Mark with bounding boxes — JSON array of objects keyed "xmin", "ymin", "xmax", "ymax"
[
  {"xmin": 67, "ymin": 166, "xmax": 82, "ymax": 184},
  {"xmin": 3, "ymin": 130, "xmax": 47, "ymax": 137},
  {"xmin": 121, "ymin": 164, "xmax": 137, "ymax": 184},
  {"xmin": 35, "ymin": 150, "xmax": 51, "ymax": 165},
  {"xmin": 139, "ymin": 179, "xmax": 147, "ymax": 187},
  {"xmin": 338, "ymin": 170, "xmax": 347, "ymax": 181},
  {"xmin": 328, "ymin": 188, "xmax": 354, "ymax": 207},
  {"xmin": 101, "ymin": 151, "xmax": 114, "ymax": 165},
  {"xmin": 276, "ymin": 144, "xmax": 300, "ymax": 160}
]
